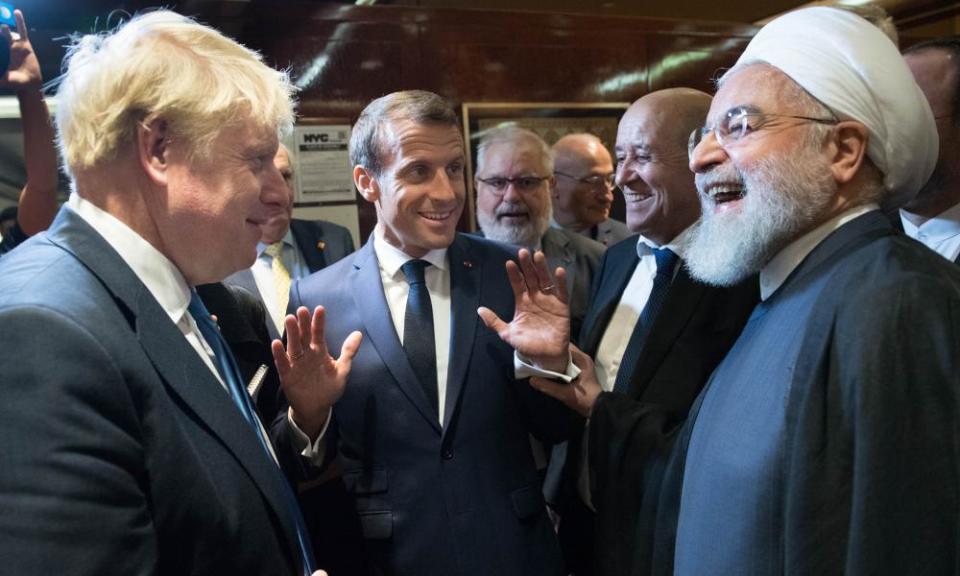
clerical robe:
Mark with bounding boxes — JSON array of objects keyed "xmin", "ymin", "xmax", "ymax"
[{"xmin": 641, "ymin": 211, "xmax": 960, "ymax": 576}]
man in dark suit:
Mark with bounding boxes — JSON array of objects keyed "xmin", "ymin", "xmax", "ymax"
[
  {"xmin": 474, "ymin": 125, "xmax": 604, "ymax": 340},
  {"xmin": 551, "ymin": 133, "xmax": 631, "ymax": 247},
  {"xmin": 272, "ymin": 90, "xmax": 580, "ymax": 576},
  {"xmin": 528, "ymin": 88, "xmax": 758, "ymax": 576},
  {"xmin": 226, "ymin": 144, "xmax": 355, "ymax": 339},
  {"xmin": 0, "ymin": 11, "xmax": 329, "ymax": 575}
]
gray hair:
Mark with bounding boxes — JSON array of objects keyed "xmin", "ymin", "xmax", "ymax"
[{"xmin": 476, "ymin": 125, "xmax": 554, "ymax": 175}]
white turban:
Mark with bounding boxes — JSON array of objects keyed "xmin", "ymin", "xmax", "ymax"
[{"xmin": 731, "ymin": 6, "xmax": 937, "ymax": 209}]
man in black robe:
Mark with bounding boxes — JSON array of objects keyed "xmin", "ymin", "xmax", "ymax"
[{"xmin": 495, "ymin": 6, "xmax": 960, "ymax": 576}]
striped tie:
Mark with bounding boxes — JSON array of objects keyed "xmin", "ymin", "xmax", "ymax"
[{"xmin": 264, "ymin": 241, "xmax": 291, "ymax": 319}]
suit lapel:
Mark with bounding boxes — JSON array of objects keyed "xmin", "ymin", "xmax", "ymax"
[
  {"xmin": 443, "ymin": 236, "xmax": 481, "ymax": 431},
  {"xmin": 628, "ymin": 266, "xmax": 705, "ymax": 396},
  {"xmin": 290, "ymin": 219, "xmax": 328, "ymax": 273},
  {"xmin": 579, "ymin": 248, "xmax": 639, "ymax": 354},
  {"xmin": 49, "ymin": 208, "xmax": 301, "ymax": 562},
  {"xmin": 350, "ymin": 241, "xmax": 442, "ymax": 434},
  {"xmin": 542, "ymin": 228, "xmax": 575, "ymax": 297}
]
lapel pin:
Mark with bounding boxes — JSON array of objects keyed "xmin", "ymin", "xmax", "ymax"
[
  {"xmin": 463, "ymin": 260, "xmax": 473, "ymax": 268},
  {"xmin": 316, "ymin": 240, "xmax": 326, "ymax": 251}
]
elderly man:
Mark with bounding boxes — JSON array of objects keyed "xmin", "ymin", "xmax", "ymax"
[
  {"xmin": 495, "ymin": 7, "xmax": 960, "ymax": 576},
  {"xmin": 666, "ymin": 8, "xmax": 959, "ymax": 574},
  {"xmin": 0, "ymin": 11, "xmax": 329, "ymax": 576},
  {"xmin": 276, "ymin": 90, "xmax": 579, "ymax": 576},
  {"xmin": 476, "ymin": 126, "xmax": 604, "ymax": 339},
  {"xmin": 226, "ymin": 144, "xmax": 355, "ymax": 338},
  {"xmin": 548, "ymin": 89, "xmax": 757, "ymax": 576},
  {"xmin": 551, "ymin": 133, "xmax": 630, "ymax": 246},
  {"xmin": 901, "ymin": 37, "xmax": 960, "ymax": 262}
]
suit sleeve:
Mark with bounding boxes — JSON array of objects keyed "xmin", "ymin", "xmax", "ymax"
[
  {"xmin": 783, "ymin": 273, "xmax": 960, "ymax": 575},
  {"xmin": 0, "ymin": 307, "xmax": 157, "ymax": 574}
]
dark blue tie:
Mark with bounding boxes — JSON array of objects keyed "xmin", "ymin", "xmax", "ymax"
[
  {"xmin": 612, "ymin": 248, "xmax": 679, "ymax": 394},
  {"xmin": 401, "ymin": 259, "xmax": 439, "ymax": 417},
  {"xmin": 188, "ymin": 291, "xmax": 316, "ymax": 576}
]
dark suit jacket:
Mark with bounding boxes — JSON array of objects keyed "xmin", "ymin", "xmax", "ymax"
[
  {"xmin": 541, "ymin": 226, "xmax": 605, "ymax": 341},
  {"xmin": 225, "ymin": 218, "xmax": 355, "ymax": 339},
  {"xmin": 197, "ymin": 281, "xmax": 366, "ymax": 576},
  {"xmin": 285, "ymin": 234, "xmax": 581, "ymax": 576},
  {"xmin": 0, "ymin": 207, "xmax": 303, "ymax": 575},
  {"xmin": 560, "ymin": 234, "xmax": 758, "ymax": 576}
]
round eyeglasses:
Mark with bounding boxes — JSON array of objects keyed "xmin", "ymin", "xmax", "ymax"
[
  {"xmin": 688, "ymin": 106, "xmax": 838, "ymax": 157},
  {"xmin": 554, "ymin": 171, "xmax": 616, "ymax": 189},
  {"xmin": 476, "ymin": 175, "xmax": 550, "ymax": 195}
]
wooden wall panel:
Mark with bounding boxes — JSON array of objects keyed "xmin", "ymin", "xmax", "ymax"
[{"xmin": 243, "ymin": 3, "xmax": 757, "ymax": 240}]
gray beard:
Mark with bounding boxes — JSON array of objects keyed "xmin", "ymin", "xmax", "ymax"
[
  {"xmin": 684, "ymin": 149, "xmax": 836, "ymax": 287},
  {"xmin": 477, "ymin": 202, "xmax": 550, "ymax": 249}
]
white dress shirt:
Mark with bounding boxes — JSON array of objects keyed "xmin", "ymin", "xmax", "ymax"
[
  {"xmin": 593, "ymin": 228, "xmax": 690, "ymax": 391},
  {"xmin": 252, "ymin": 229, "xmax": 310, "ymax": 334},
  {"xmin": 900, "ymin": 201, "xmax": 960, "ymax": 263},
  {"xmin": 372, "ymin": 225, "xmax": 452, "ymax": 425},
  {"xmin": 70, "ymin": 193, "xmax": 283, "ymax": 462},
  {"xmin": 68, "ymin": 194, "xmax": 222, "ymax": 381}
]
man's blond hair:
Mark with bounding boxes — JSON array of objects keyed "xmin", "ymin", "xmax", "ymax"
[{"xmin": 55, "ymin": 10, "xmax": 296, "ymax": 174}]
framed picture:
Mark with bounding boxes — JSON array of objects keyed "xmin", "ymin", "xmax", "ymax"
[{"xmin": 461, "ymin": 102, "xmax": 629, "ymax": 230}]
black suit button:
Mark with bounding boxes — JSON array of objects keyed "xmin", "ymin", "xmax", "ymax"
[{"xmin": 442, "ymin": 449, "xmax": 454, "ymax": 460}]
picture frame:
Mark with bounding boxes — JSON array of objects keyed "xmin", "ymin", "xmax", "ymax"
[{"xmin": 461, "ymin": 102, "xmax": 629, "ymax": 231}]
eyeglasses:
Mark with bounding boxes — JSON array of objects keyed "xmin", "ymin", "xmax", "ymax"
[
  {"xmin": 476, "ymin": 175, "xmax": 550, "ymax": 195},
  {"xmin": 554, "ymin": 171, "xmax": 616, "ymax": 189},
  {"xmin": 688, "ymin": 106, "xmax": 838, "ymax": 157}
]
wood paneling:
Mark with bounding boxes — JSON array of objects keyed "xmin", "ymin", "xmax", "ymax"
[{"xmin": 240, "ymin": 4, "xmax": 756, "ymax": 240}]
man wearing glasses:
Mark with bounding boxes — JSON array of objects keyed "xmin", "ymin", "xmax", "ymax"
[
  {"xmin": 475, "ymin": 125, "xmax": 604, "ymax": 340},
  {"xmin": 551, "ymin": 133, "xmax": 630, "ymax": 247},
  {"xmin": 510, "ymin": 8, "xmax": 960, "ymax": 575}
]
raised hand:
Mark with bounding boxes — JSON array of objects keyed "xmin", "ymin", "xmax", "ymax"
[
  {"xmin": 478, "ymin": 248, "xmax": 570, "ymax": 373},
  {"xmin": 0, "ymin": 10, "xmax": 42, "ymax": 90},
  {"xmin": 271, "ymin": 306, "xmax": 362, "ymax": 439},
  {"xmin": 529, "ymin": 344, "xmax": 602, "ymax": 417}
]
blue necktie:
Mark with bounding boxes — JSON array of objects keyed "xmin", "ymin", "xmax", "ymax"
[
  {"xmin": 401, "ymin": 259, "xmax": 439, "ymax": 417},
  {"xmin": 612, "ymin": 248, "xmax": 679, "ymax": 394},
  {"xmin": 188, "ymin": 291, "xmax": 316, "ymax": 576}
]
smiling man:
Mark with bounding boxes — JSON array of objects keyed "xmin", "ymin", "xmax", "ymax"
[
  {"xmin": 665, "ymin": 7, "xmax": 960, "ymax": 575},
  {"xmin": 539, "ymin": 89, "xmax": 758, "ymax": 576},
  {"xmin": 276, "ymin": 90, "xmax": 579, "ymax": 576},
  {"xmin": 552, "ymin": 133, "xmax": 630, "ymax": 246},
  {"xmin": 0, "ymin": 10, "xmax": 329, "ymax": 576}
]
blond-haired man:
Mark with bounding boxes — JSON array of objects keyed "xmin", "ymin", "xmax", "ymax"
[{"xmin": 0, "ymin": 11, "xmax": 330, "ymax": 576}]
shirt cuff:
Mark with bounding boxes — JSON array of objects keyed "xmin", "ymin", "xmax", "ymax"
[
  {"xmin": 514, "ymin": 350, "xmax": 581, "ymax": 382},
  {"xmin": 286, "ymin": 406, "xmax": 332, "ymax": 465}
]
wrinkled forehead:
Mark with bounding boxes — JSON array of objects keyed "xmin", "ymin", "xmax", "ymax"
[{"xmin": 709, "ymin": 63, "xmax": 807, "ymax": 124}]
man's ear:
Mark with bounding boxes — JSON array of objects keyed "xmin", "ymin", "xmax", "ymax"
[
  {"xmin": 829, "ymin": 121, "xmax": 869, "ymax": 186},
  {"xmin": 137, "ymin": 115, "xmax": 171, "ymax": 186},
  {"xmin": 354, "ymin": 165, "xmax": 379, "ymax": 203}
]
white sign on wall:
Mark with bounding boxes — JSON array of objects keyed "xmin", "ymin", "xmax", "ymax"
[{"xmin": 292, "ymin": 125, "xmax": 354, "ymax": 203}]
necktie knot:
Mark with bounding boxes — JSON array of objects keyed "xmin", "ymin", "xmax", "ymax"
[
  {"xmin": 653, "ymin": 248, "xmax": 678, "ymax": 277},
  {"xmin": 187, "ymin": 290, "xmax": 215, "ymax": 330},
  {"xmin": 264, "ymin": 241, "xmax": 285, "ymax": 259},
  {"xmin": 402, "ymin": 259, "xmax": 430, "ymax": 286}
]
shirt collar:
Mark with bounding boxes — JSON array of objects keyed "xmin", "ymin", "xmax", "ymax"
[
  {"xmin": 760, "ymin": 203, "xmax": 877, "ymax": 301},
  {"xmin": 900, "ymin": 201, "xmax": 960, "ymax": 243},
  {"xmin": 373, "ymin": 224, "xmax": 448, "ymax": 278},
  {"xmin": 68, "ymin": 193, "xmax": 191, "ymax": 325},
  {"xmin": 635, "ymin": 225, "xmax": 693, "ymax": 260},
  {"xmin": 257, "ymin": 228, "xmax": 295, "ymax": 257}
]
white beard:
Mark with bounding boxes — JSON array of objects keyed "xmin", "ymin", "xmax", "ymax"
[
  {"xmin": 684, "ymin": 147, "xmax": 836, "ymax": 287},
  {"xmin": 477, "ymin": 200, "xmax": 550, "ymax": 249}
]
